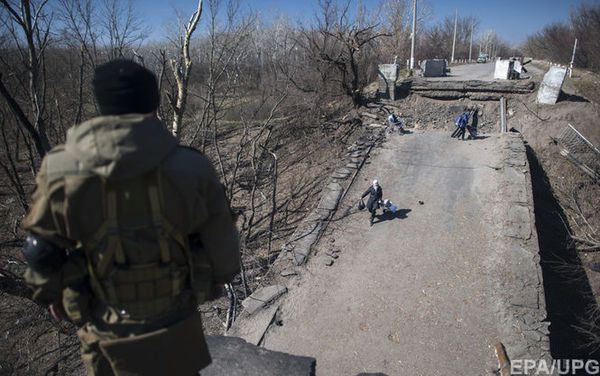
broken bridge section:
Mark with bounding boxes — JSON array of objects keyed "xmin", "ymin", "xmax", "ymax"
[{"xmin": 254, "ymin": 131, "xmax": 549, "ymax": 375}]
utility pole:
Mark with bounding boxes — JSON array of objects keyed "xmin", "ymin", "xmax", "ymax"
[
  {"xmin": 468, "ymin": 22, "xmax": 473, "ymax": 62},
  {"xmin": 568, "ymin": 38, "xmax": 578, "ymax": 78},
  {"xmin": 451, "ymin": 9, "xmax": 457, "ymax": 64},
  {"xmin": 410, "ymin": 0, "xmax": 417, "ymax": 70}
]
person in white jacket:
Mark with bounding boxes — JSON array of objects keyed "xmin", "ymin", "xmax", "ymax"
[
  {"xmin": 382, "ymin": 199, "xmax": 398, "ymax": 214},
  {"xmin": 387, "ymin": 113, "xmax": 405, "ymax": 133}
]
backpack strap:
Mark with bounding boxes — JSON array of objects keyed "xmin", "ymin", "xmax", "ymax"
[
  {"xmin": 147, "ymin": 181, "xmax": 172, "ymax": 265},
  {"xmin": 96, "ymin": 184, "xmax": 127, "ymax": 277},
  {"xmin": 147, "ymin": 169, "xmax": 195, "ymax": 290},
  {"xmin": 84, "ymin": 179, "xmax": 128, "ymax": 302}
]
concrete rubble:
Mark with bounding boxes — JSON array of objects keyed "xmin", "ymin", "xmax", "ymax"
[
  {"xmin": 241, "ymin": 285, "xmax": 287, "ymax": 315},
  {"xmin": 204, "ymin": 336, "xmax": 316, "ymax": 376},
  {"xmin": 228, "ymin": 304, "xmax": 280, "ymax": 345}
]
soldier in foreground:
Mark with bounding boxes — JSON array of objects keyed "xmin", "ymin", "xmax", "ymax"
[{"xmin": 22, "ymin": 59, "xmax": 240, "ymax": 375}]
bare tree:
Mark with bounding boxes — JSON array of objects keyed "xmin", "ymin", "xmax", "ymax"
[
  {"xmin": 58, "ymin": 0, "xmax": 100, "ymax": 66},
  {"xmin": 379, "ymin": 0, "xmax": 411, "ymax": 63},
  {"xmin": 168, "ymin": 0, "xmax": 202, "ymax": 139},
  {"xmin": 420, "ymin": 13, "xmax": 479, "ymax": 61},
  {"xmin": 299, "ymin": 0, "xmax": 390, "ymax": 107},
  {"xmin": 0, "ymin": 0, "xmax": 53, "ymax": 158},
  {"xmin": 101, "ymin": 0, "xmax": 145, "ymax": 60},
  {"xmin": 0, "ymin": 111, "xmax": 28, "ymax": 212}
]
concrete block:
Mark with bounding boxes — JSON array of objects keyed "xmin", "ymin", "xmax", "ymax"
[
  {"xmin": 537, "ymin": 66, "xmax": 567, "ymax": 105},
  {"xmin": 378, "ymin": 64, "xmax": 399, "ymax": 100},
  {"xmin": 421, "ymin": 59, "xmax": 446, "ymax": 77},
  {"xmin": 494, "ymin": 60, "xmax": 511, "ymax": 80},
  {"xmin": 336, "ymin": 167, "xmax": 353, "ymax": 175},
  {"xmin": 227, "ymin": 304, "xmax": 280, "ymax": 345},
  {"xmin": 204, "ymin": 336, "xmax": 316, "ymax": 376},
  {"xmin": 241, "ymin": 285, "xmax": 287, "ymax": 315},
  {"xmin": 332, "ymin": 170, "xmax": 351, "ymax": 179}
]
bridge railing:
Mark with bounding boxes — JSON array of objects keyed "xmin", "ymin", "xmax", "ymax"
[{"xmin": 555, "ymin": 123, "xmax": 600, "ymax": 181}]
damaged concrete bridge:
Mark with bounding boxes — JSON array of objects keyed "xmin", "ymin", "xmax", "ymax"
[{"xmin": 229, "ymin": 130, "xmax": 549, "ymax": 375}]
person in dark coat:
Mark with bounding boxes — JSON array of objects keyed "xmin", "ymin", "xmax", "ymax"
[
  {"xmin": 361, "ymin": 179, "xmax": 383, "ymax": 226},
  {"xmin": 467, "ymin": 109, "xmax": 479, "ymax": 139}
]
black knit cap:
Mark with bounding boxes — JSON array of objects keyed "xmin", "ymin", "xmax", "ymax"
[{"xmin": 93, "ymin": 59, "xmax": 160, "ymax": 115}]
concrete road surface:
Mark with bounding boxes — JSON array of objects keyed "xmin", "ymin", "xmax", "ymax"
[
  {"xmin": 263, "ymin": 131, "xmax": 509, "ymax": 375},
  {"xmin": 424, "ymin": 62, "xmax": 495, "ymax": 81}
]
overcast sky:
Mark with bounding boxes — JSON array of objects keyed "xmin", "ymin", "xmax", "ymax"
[{"xmin": 137, "ymin": 0, "xmax": 593, "ymax": 45}]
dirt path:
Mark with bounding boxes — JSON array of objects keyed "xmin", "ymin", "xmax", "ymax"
[{"xmin": 262, "ymin": 131, "xmax": 509, "ymax": 375}]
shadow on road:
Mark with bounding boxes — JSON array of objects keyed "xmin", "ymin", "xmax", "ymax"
[
  {"xmin": 374, "ymin": 208, "xmax": 411, "ymax": 224},
  {"xmin": 527, "ymin": 146, "xmax": 600, "ymax": 362}
]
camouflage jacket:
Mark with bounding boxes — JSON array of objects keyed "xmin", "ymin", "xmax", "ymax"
[{"xmin": 23, "ymin": 114, "xmax": 240, "ymax": 325}]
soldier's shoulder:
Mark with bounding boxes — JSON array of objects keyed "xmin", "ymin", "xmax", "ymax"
[
  {"xmin": 43, "ymin": 144, "xmax": 81, "ymax": 179},
  {"xmin": 45, "ymin": 144, "xmax": 95, "ymax": 178}
]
